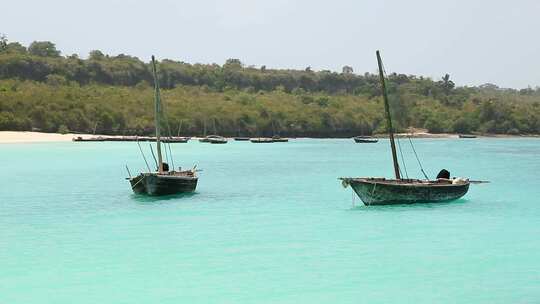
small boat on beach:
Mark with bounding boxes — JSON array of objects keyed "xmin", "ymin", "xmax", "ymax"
[
  {"xmin": 272, "ymin": 135, "xmax": 289, "ymax": 142},
  {"xmin": 199, "ymin": 119, "xmax": 227, "ymax": 143},
  {"xmin": 234, "ymin": 137, "xmax": 250, "ymax": 141},
  {"xmin": 73, "ymin": 136, "xmax": 105, "ymax": 142},
  {"xmin": 73, "ymin": 135, "xmax": 189, "ymax": 143},
  {"xmin": 209, "ymin": 136, "xmax": 228, "ymax": 144},
  {"xmin": 200, "ymin": 135, "xmax": 227, "ymax": 144},
  {"xmin": 127, "ymin": 56, "xmax": 198, "ymax": 196},
  {"xmin": 459, "ymin": 134, "xmax": 477, "ymax": 139},
  {"xmin": 353, "ymin": 136, "xmax": 378, "ymax": 143},
  {"xmin": 163, "ymin": 137, "xmax": 189, "ymax": 143},
  {"xmin": 250, "ymin": 137, "xmax": 274, "ymax": 143},
  {"xmin": 340, "ymin": 51, "xmax": 477, "ymax": 206}
]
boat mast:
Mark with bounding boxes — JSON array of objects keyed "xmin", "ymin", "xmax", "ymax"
[
  {"xmin": 151, "ymin": 56, "xmax": 164, "ymax": 174},
  {"xmin": 376, "ymin": 50, "xmax": 401, "ymax": 180},
  {"xmin": 203, "ymin": 120, "xmax": 207, "ymax": 136}
]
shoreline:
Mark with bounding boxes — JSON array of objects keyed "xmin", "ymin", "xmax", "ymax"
[{"xmin": 0, "ymin": 131, "xmax": 539, "ymax": 143}]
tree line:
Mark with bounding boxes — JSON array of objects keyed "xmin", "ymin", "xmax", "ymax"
[{"xmin": 1, "ymin": 37, "xmax": 540, "ymax": 136}]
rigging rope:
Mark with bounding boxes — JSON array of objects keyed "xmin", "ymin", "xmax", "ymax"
[
  {"xmin": 381, "ymin": 59, "xmax": 431, "ymax": 181},
  {"xmin": 165, "ymin": 121, "xmax": 175, "ymax": 170},
  {"xmin": 136, "ymin": 138, "xmax": 151, "ymax": 172},
  {"xmin": 408, "ymin": 135, "xmax": 429, "ymax": 180},
  {"xmin": 159, "ymin": 92, "xmax": 176, "ymax": 170},
  {"xmin": 396, "ymin": 135, "xmax": 409, "ymax": 179}
]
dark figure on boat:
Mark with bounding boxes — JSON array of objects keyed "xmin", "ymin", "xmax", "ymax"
[{"xmin": 436, "ymin": 169, "xmax": 450, "ymax": 179}]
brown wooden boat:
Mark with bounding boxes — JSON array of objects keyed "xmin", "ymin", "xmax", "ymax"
[
  {"xmin": 340, "ymin": 51, "xmax": 471, "ymax": 205},
  {"xmin": 340, "ymin": 178, "xmax": 469, "ymax": 205}
]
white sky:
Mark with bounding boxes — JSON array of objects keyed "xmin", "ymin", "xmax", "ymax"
[{"xmin": 2, "ymin": 0, "xmax": 539, "ymax": 88}]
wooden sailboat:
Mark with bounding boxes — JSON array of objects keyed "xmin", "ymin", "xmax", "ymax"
[
  {"xmin": 270, "ymin": 120, "xmax": 289, "ymax": 142},
  {"xmin": 127, "ymin": 56, "xmax": 198, "ymax": 196},
  {"xmin": 340, "ymin": 51, "xmax": 471, "ymax": 205},
  {"xmin": 199, "ymin": 118, "xmax": 228, "ymax": 143}
]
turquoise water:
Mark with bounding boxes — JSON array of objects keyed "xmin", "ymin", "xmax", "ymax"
[{"xmin": 1, "ymin": 138, "xmax": 539, "ymax": 303}]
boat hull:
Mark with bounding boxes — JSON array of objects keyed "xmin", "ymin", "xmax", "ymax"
[
  {"xmin": 163, "ymin": 137, "xmax": 189, "ymax": 143},
  {"xmin": 250, "ymin": 138, "xmax": 274, "ymax": 143},
  {"xmin": 341, "ymin": 178, "xmax": 469, "ymax": 205},
  {"xmin": 353, "ymin": 137, "xmax": 378, "ymax": 143},
  {"xmin": 209, "ymin": 139, "xmax": 228, "ymax": 144},
  {"xmin": 354, "ymin": 138, "xmax": 378, "ymax": 143},
  {"xmin": 129, "ymin": 172, "xmax": 198, "ymax": 196}
]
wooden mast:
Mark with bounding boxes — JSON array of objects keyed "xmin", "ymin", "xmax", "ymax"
[
  {"xmin": 376, "ymin": 50, "xmax": 401, "ymax": 180},
  {"xmin": 151, "ymin": 56, "xmax": 164, "ymax": 174}
]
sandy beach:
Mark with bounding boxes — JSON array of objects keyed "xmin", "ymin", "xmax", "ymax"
[
  {"xmin": 0, "ymin": 131, "xmax": 535, "ymax": 143},
  {"xmin": 0, "ymin": 131, "xmax": 96, "ymax": 143}
]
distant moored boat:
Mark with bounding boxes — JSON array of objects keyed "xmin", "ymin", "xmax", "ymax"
[
  {"xmin": 208, "ymin": 136, "xmax": 228, "ymax": 144},
  {"xmin": 250, "ymin": 137, "xmax": 274, "ymax": 143},
  {"xmin": 353, "ymin": 136, "xmax": 378, "ymax": 143},
  {"xmin": 272, "ymin": 135, "xmax": 289, "ymax": 142},
  {"xmin": 199, "ymin": 135, "xmax": 227, "ymax": 143}
]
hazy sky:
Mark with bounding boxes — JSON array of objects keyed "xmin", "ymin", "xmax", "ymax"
[{"xmin": 2, "ymin": 0, "xmax": 539, "ymax": 88}]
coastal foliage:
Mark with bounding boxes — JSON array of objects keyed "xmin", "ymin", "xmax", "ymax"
[{"xmin": 1, "ymin": 38, "xmax": 540, "ymax": 136}]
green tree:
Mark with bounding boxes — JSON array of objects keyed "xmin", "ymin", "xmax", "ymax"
[
  {"xmin": 5, "ymin": 42, "xmax": 27, "ymax": 53},
  {"xmin": 0, "ymin": 34, "xmax": 7, "ymax": 52},
  {"xmin": 89, "ymin": 50, "xmax": 105, "ymax": 60},
  {"xmin": 342, "ymin": 66, "xmax": 353, "ymax": 74},
  {"xmin": 28, "ymin": 41, "xmax": 60, "ymax": 57},
  {"xmin": 439, "ymin": 74, "xmax": 455, "ymax": 94}
]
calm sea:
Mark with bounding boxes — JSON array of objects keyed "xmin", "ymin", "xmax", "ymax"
[{"xmin": 1, "ymin": 138, "xmax": 539, "ymax": 303}]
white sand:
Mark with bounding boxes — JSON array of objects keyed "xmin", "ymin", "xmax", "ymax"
[{"xmin": 0, "ymin": 131, "xmax": 95, "ymax": 143}]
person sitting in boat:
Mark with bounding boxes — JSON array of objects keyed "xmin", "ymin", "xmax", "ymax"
[
  {"xmin": 436, "ymin": 169, "xmax": 451, "ymax": 183},
  {"xmin": 436, "ymin": 169, "xmax": 450, "ymax": 179},
  {"xmin": 161, "ymin": 162, "xmax": 169, "ymax": 172}
]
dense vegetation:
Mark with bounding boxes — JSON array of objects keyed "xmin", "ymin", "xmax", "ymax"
[{"xmin": 1, "ymin": 36, "xmax": 540, "ymax": 136}]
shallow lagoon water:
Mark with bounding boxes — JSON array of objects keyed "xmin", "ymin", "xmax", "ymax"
[{"xmin": 1, "ymin": 138, "xmax": 539, "ymax": 303}]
